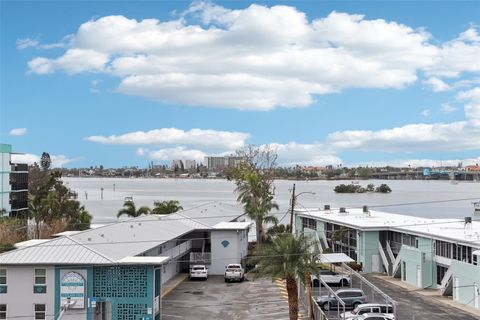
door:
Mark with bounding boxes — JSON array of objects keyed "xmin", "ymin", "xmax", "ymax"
[
  {"xmin": 416, "ymin": 265, "xmax": 422, "ymax": 288},
  {"xmin": 372, "ymin": 255, "xmax": 380, "ymax": 272},
  {"xmin": 94, "ymin": 302, "xmax": 112, "ymax": 320},
  {"xmin": 402, "ymin": 262, "xmax": 406, "ymax": 281}
]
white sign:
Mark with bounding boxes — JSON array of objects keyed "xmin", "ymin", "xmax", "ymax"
[{"xmin": 60, "ymin": 272, "xmax": 85, "ymax": 309}]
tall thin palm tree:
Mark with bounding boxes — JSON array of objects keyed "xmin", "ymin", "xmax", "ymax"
[
  {"xmin": 236, "ymin": 170, "xmax": 278, "ymax": 243},
  {"xmin": 117, "ymin": 201, "xmax": 151, "ymax": 218},
  {"xmin": 151, "ymin": 200, "xmax": 183, "ymax": 215},
  {"xmin": 251, "ymin": 233, "xmax": 319, "ymax": 320}
]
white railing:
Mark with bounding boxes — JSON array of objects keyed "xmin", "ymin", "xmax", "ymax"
[
  {"xmin": 392, "ymin": 254, "xmax": 402, "ymax": 278},
  {"xmin": 440, "ymin": 265, "xmax": 454, "ymax": 295},
  {"xmin": 190, "ymin": 252, "xmax": 212, "ymax": 265},
  {"xmin": 386, "ymin": 241, "xmax": 395, "ymax": 264},
  {"xmin": 163, "ymin": 240, "xmax": 192, "ymax": 259},
  {"xmin": 379, "ymin": 241, "xmax": 390, "ymax": 274}
]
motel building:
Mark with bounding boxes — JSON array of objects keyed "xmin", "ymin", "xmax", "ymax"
[
  {"xmin": 295, "ymin": 205, "xmax": 480, "ymax": 310},
  {"xmin": 0, "ymin": 202, "xmax": 251, "ymax": 320}
]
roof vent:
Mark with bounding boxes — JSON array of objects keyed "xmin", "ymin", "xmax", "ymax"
[
  {"xmin": 324, "ymin": 204, "xmax": 330, "ymax": 211},
  {"xmin": 363, "ymin": 205, "xmax": 370, "ymax": 216},
  {"xmin": 465, "ymin": 216, "xmax": 472, "ymax": 228},
  {"xmin": 339, "ymin": 207, "xmax": 347, "ymax": 214}
]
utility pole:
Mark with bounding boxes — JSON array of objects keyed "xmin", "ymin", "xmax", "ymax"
[{"xmin": 289, "ymin": 183, "xmax": 296, "ymax": 233}]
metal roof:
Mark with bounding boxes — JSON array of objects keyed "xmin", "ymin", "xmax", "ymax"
[
  {"xmin": 0, "ymin": 236, "xmax": 114, "ymax": 265},
  {"xmin": 1, "ymin": 202, "xmax": 245, "ymax": 265},
  {"xmin": 213, "ymin": 221, "xmax": 252, "ymax": 230}
]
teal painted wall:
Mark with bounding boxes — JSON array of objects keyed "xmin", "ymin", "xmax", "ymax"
[
  {"xmin": 0, "ymin": 144, "xmax": 12, "ymax": 153},
  {"xmin": 357, "ymin": 231, "xmax": 381, "ymax": 273},
  {"xmin": 396, "ymin": 241, "xmax": 435, "ymax": 289},
  {"xmin": 54, "ymin": 266, "xmax": 93, "ymax": 320},
  {"xmin": 450, "ymin": 260, "xmax": 480, "ymax": 308}
]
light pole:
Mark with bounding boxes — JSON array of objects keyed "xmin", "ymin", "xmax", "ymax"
[{"xmin": 289, "ymin": 184, "xmax": 316, "ymax": 234}]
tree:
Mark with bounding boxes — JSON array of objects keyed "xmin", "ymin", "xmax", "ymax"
[
  {"xmin": 40, "ymin": 152, "xmax": 51, "ymax": 171},
  {"xmin": 227, "ymin": 145, "xmax": 279, "ymax": 244},
  {"xmin": 250, "ymin": 233, "xmax": 320, "ymax": 320},
  {"xmin": 376, "ymin": 184, "xmax": 392, "ymax": 193},
  {"xmin": 151, "ymin": 200, "xmax": 183, "ymax": 215},
  {"xmin": 117, "ymin": 201, "xmax": 151, "ymax": 218},
  {"xmin": 235, "ymin": 167, "xmax": 279, "ymax": 243},
  {"xmin": 265, "ymin": 223, "xmax": 289, "ymax": 242}
]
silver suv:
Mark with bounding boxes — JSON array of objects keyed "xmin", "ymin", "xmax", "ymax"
[{"xmin": 316, "ymin": 288, "xmax": 368, "ymax": 311}]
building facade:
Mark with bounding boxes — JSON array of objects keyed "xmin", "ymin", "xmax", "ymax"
[
  {"xmin": 0, "ymin": 144, "xmax": 28, "ymax": 217},
  {"xmin": 204, "ymin": 156, "xmax": 245, "ymax": 170},
  {"xmin": 0, "ymin": 202, "xmax": 251, "ymax": 319},
  {"xmin": 295, "ymin": 206, "xmax": 480, "ymax": 309}
]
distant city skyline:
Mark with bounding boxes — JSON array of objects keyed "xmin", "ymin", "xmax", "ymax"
[{"xmin": 1, "ymin": 1, "xmax": 479, "ymax": 168}]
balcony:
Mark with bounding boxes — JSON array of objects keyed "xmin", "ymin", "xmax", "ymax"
[
  {"xmin": 163, "ymin": 240, "xmax": 192, "ymax": 260},
  {"xmin": 190, "ymin": 252, "xmax": 212, "ymax": 265}
]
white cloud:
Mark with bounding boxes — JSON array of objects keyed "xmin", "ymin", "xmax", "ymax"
[
  {"xmin": 9, "ymin": 128, "xmax": 27, "ymax": 136},
  {"xmin": 11, "ymin": 153, "xmax": 39, "ymax": 164},
  {"xmin": 147, "ymin": 147, "xmax": 206, "ymax": 162},
  {"xmin": 441, "ymin": 103, "xmax": 456, "ymax": 114},
  {"xmin": 354, "ymin": 157, "xmax": 480, "ymax": 168},
  {"xmin": 421, "ymin": 109, "xmax": 431, "ymax": 117},
  {"xmin": 270, "ymin": 142, "xmax": 342, "ymax": 166},
  {"xmin": 16, "ymin": 38, "xmax": 39, "ymax": 50},
  {"xmin": 85, "ymin": 128, "xmax": 250, "ymax": 150},
  {"xmin": 423, "ymin": 77, "xmax": 451, "ymax": 92},
  {"xmin": 10, "ymin": 153, "xmax": 78, "ymax": 168},
  {"xmin": 26, "ymin": 3, "xmax": 479, "ymax": 109},
  {"xmin": 326, "ymin": 87, "xmax": 480, "ymax": 152}
]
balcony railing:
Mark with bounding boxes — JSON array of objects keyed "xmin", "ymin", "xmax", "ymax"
[
  {"xmin": 190, "ymin": 252, "xmax": 212, "ymax": 265},
  {"xmin": 163, "ymin": 240, "xmax": 192, "ymax": 260}
]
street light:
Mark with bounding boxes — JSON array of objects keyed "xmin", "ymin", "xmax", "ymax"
[{"xmin": 289, "ymin": 183, "xmax": 316, "ymax": 233}]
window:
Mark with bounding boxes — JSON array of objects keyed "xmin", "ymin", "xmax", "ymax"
[
  {"xmin": 0, "ymin": 304, "xmax": 6, "ymax": 320},
  {"xmin": 34, "ymin": 269, "xmax": 46, "ymax": 285},
  {"xmin": 302, "ymin": 218, "xmax": 317, "ymax": 231},
  {"xmin": 0, "ymin": 269, "xmax": 5, "ymax": 285},
  {"xmin": 34, "ymin": 304, "xmax": 45, "ymax": 320}
]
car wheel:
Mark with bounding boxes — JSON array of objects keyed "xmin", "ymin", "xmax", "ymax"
[
  {"xmin": 241, "ymin": 276, "xmax": 245, "ymax": 282},
  {"xmin": 225, "ymin": 278, "xmax": 228, "ymax": 283},
  {"xmin": 352, "ymin": 302, "xmax": 361, "ymax": 309},
  {"xmin": 340, "ymin": 279, "xmax": 349, "ymax": 286},
  {"xmin": 322, "ymin": 302, "xmax": 330, "ymax": 311}
]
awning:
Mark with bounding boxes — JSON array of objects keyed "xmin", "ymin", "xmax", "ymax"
[
  {"xmin": 473, "ymin": 250, "xmax": 480, "ymax": 256},
  {"xmin": 318, "ymin": 253, "xmax": 354, "ymax": 264}
]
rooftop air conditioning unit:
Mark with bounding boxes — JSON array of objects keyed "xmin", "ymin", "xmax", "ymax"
[
  {"xmin": 324, "ymin": 204, "xmax": 331, "ymax": 211},
  {"xmin": 363, "ymin": 205, "xmax": 370, "ymax": 216},
  {"xmin": 339, "ymin": 207, "xmax": 347, "ymax": 214}
]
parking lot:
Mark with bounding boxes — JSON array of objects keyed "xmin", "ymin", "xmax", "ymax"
[
  {"xmin": 312, "ymin": 274, "xmax": 478, "ymax": 320},
  {"xmin": 162, "ymin": 274, "xmax": 305, "ymax": 320}
]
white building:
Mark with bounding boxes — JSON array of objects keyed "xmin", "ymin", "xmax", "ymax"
[{"xmin": 0, "ymin": 202, "xmax": 251, "ymax": 320}]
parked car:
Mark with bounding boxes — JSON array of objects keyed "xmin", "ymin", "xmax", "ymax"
[
  {"xmin": 190, "ymin": 265, "xmax": 208, "ymax": 280},
  {"xmin": 341, "ymin": 303, "xmax": 394, "ymax": 319},
  {"xmin": 352, "ymin": 313, "xmax": 395, "ymax": 320},
  {"xmin": 224, "ymin": 264, "xmax": 245, "ymax": 282},
  {"xmin": 312, "ymin": 270, "xmax": 351, "ymax": 287},
  {"xmin": 316, "ymin": 288, "xmax": 368, "ymax": 310}
]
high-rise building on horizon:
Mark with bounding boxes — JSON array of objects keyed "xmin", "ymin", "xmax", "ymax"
[
  {"xmin": 204, "ymin": 156, "xmax": 245, "ymax": 170},
  {"xmin": 0, "ymin": 144, "xmax": 28, "ymax": 217}
]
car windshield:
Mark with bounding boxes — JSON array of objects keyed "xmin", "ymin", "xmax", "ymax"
[{"xmin": 193, "ymin": 267, "xmax": 204, "ymax": 270}]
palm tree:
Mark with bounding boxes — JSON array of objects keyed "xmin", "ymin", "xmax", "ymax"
[
  {"xmin": 151, "ymin": 200, "xmax": 183, "ymax": 215},
  {"xmin": 251, "ymin": 233, "xmax": 319, "ymax": 320},
  {"xmin": 236, "ymin": 170, "xmax": 279, "ymax": 243},
  {"xmin": 117, "ymin": 201, "xmax": 151, "ymax": 218}
]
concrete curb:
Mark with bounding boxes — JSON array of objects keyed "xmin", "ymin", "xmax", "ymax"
[{"xmin": 162, "ymin": 274, "xmax": 189, "ymax": 298}]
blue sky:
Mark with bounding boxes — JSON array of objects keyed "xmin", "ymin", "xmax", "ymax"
[{"xmin": 1, "ymin": 0, "xmax": 479, "ymax": 168}]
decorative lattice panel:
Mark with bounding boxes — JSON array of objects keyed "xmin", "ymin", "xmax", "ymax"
[
  {"xmin": 117, "ymin": 303, "xmax": 149, "ymax": 320},
  {"xmin": 93, "ymin": 266, "xmax": 148, "ymax": 298}
]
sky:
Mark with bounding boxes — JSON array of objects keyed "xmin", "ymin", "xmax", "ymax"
[{"xmin": 1, "ymin": 0, "xmax": 479, "ymax": 168}]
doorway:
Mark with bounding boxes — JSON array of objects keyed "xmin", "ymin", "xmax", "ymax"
[{"xmin": 94, "ymin": 302, "xmax": 112, "ymax": 320}]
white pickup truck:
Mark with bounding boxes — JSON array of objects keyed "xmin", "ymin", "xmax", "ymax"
[{"xmin": 224, "ymin": 264, "xmax": 245, "ymax": 282}]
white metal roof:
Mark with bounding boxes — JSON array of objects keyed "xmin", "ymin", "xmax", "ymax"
[
  {"xmin": 213, "ymin": 221, "xmax": 252, "ymax": 230},
  {"xmin": 0, "ymin": 202, "xmax": 245, "ymax": 265},
  {"xmin": 0, "ymin": 236, "xmax": 115, "ymax": 265},
  {"xmin": 296, "ymin": 207, "xmax": 480, "ymax": 247},
  {"xmin": 14, "ymin": 239, "xmax": 49, "ymax": 249},
  {"xmin": 51, "ymin": 230, "xmax": 82, "ymax": 237},
  {"xmin": 116, "ymin": 256, "xmax": 170, "ymax": 265},
  {"xmin": 318, "ymin": 253, "xmax": 354, "ymax": 264}
]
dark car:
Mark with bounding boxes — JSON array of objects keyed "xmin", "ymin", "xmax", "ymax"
[{"xmin": 316, "ymin": 288, "xmax": 368, "ymax": 311}]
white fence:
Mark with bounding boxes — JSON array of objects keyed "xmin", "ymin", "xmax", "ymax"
[{"xmin": 163, "ymin": 240, "xmax": 192, "ymax": 259}]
